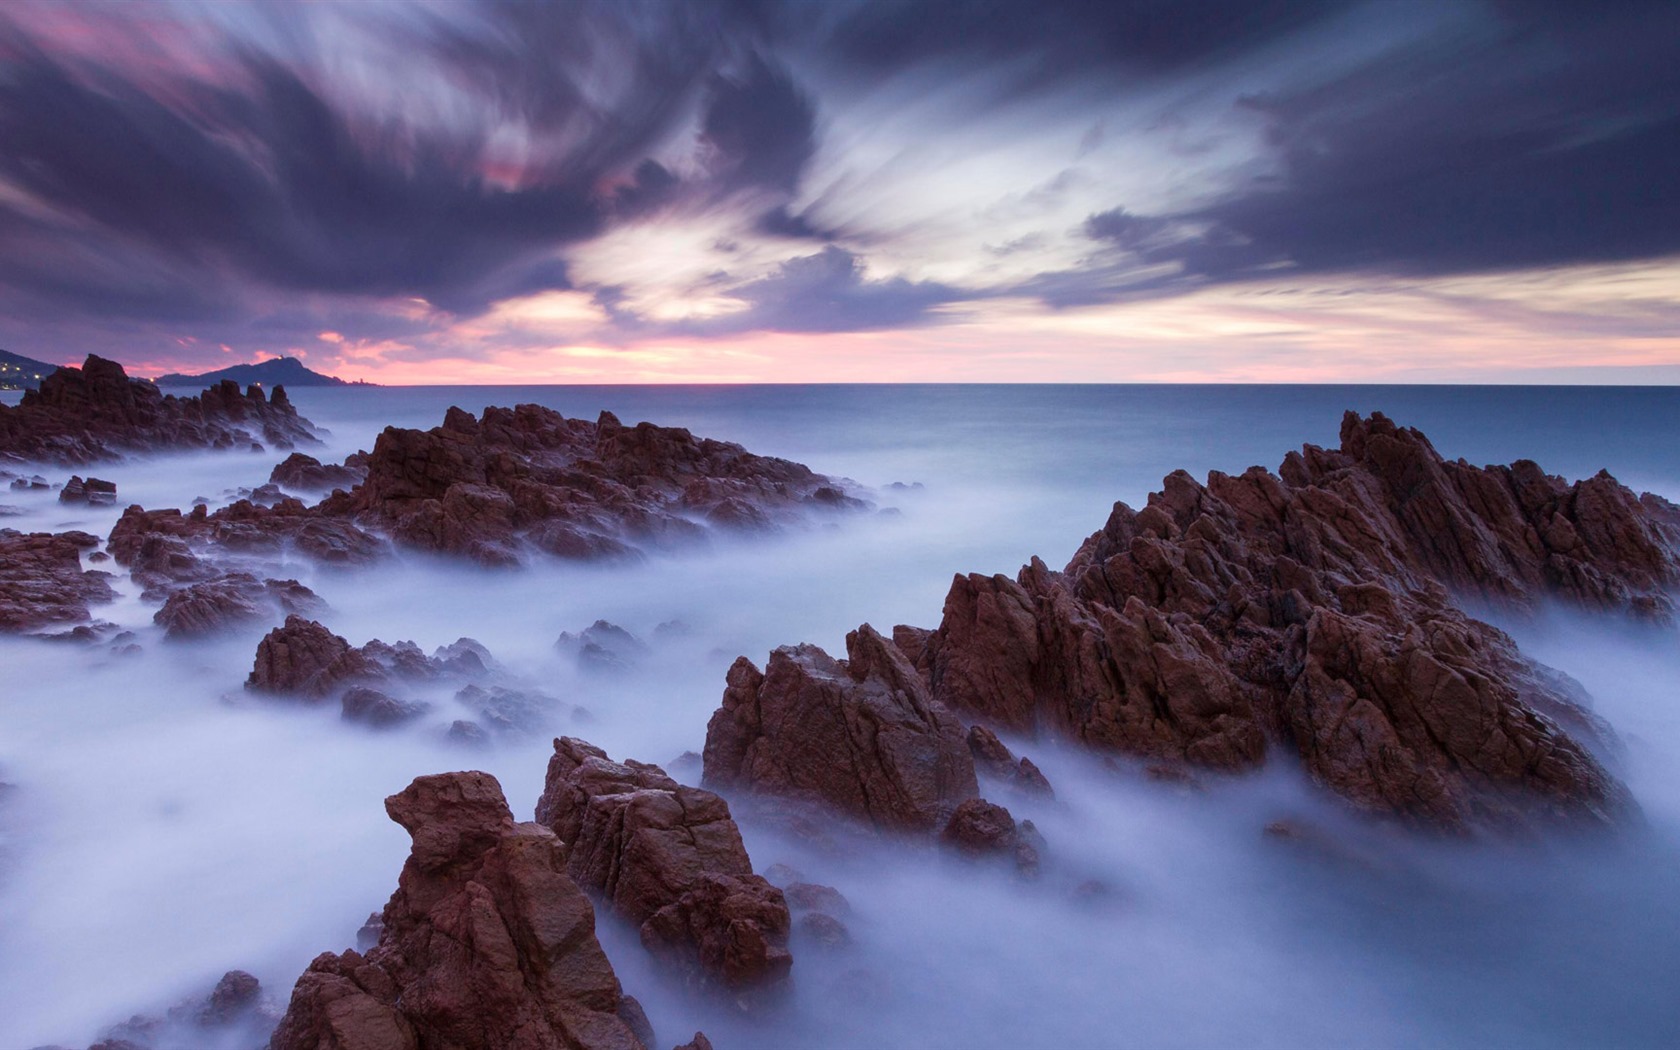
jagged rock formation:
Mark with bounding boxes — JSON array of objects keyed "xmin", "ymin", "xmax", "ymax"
[
  {"xmin": 81, "ymin": 969, "xmax": 276, "ymax": 1050},
  {"xmin": 0, "ymin": 355, "xmax": 319, "ymax": 464},
  {"xmin": 269, "ymin": 452, "xmax": 368, "ymax": 493},
  {"xmin": 905, "ymin": 412, "xmax": 1663, "ymax": 832},
  {"xmin": 704, "ymin": 624, "xmax": 979, "ymax": 834},
  {"xmin": 307, "ymin": 404, "xmax": 868, "ymax": 565},
  {"xmin": 269, "ymin": 772, "xmax": 650, "ymax": 1050},
  {"xmin": 0, "ymin": 529, "xmax": 115, "ymax": 632},
  {"xmin": 154, "ymin": 573, "xmax": 321, "ymax": 639},
  {"xmin": 535, "ymin": 738, "xmax": 791, "ymax": 992},
  {"xmin": 966, "ymin": 726, "xmax": 1054, "ymax": 798},
  {"xmin": 103, "ymin": 403, "xmax": 868, "ymax": 594},
  {"xmin": 244, "ymin": 617, "xmax": 577, "ymax": 736}
]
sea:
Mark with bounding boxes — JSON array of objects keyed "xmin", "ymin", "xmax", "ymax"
[{"xmin": 2, "ymin": 384, "xmax": 1678, "ymax": 1049}]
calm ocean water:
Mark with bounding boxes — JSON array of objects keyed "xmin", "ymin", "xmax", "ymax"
[{"xmin": 2, "ymin": 384, "xmax": 1679, "ymax": 1049}]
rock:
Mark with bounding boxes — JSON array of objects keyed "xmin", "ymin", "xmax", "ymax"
[
  {"xmin": 784, "ymin": 882, "xmax": 850, "ymax": 916},
  {"xmin": 673, "ymin": 1035, "xmax": 714, "ymax": 1050},
  {"xmin": 703, "ymin": 623, "xmax": 977, "ymax": 833},
  {"xmin": 940, "ymin": 798, "xmax": 1039, "ymax": 876},
  {"xmin": 900, "ymin": 413, "xmax": 1659, "ymax": 833},
  {"xmin": 0, "ymin": 530, "xmax": 117, "ymax": 632},
  {"xmin": 341, "ymin": 687, "xmax": 430, "ymax": 728},
  {"xmin": 197, "ymin": 969, "xmax": 262, "ymax": 1025},
  {"xmin": 966, "ymin": 726, "xmax": 1055, "ymax": 799},
  {"xmin": 153, "ymin": 573, "xmax": 321, "ymax": 639},
  {"xmin": 454, "ymin": 684, "xmax": 561, "ymax": 734},
  {"xmin": 535, "ymin": 737, "xmax": 791, "ymax": 991},
  {"xmin": 796, "ymin": 913, "xmax": 852, "ymax": 951},
  {"xmin": 0, "ymin": 355, "xmax": 321, "ymax": 464},
  {"xmin": 557, "ymin": 620, "xmax": 649, "ymax": 674},
  {"xmin": 246, "ymin": 616, "xmax": 380, "ymax": 698},
  {"xmin": 270, "ymin": 452, "xmax": 367, "ymax": 492},
  {"xmin": 447, "ymin": 720, "xmax": 491, "ymax": 749},
  {"xmin": 270, "ymin": 771, "xmax": 647, "ymax": 1050}
]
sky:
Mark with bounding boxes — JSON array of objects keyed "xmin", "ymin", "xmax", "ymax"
[{"xmin": 0, "ymin": 0, "xmax": 1677, "ymax": 384}]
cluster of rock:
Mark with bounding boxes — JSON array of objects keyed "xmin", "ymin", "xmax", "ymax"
[
  {"xmin": 246, "ymin": 615, "xmax": 573, "ymax": 738},
  {"xmin": 0, "ymin": 355, "xmax": 319, "ymax": 464},
  {"xmin": 58, "ymin": 970, "xmax": 275, "ymax": 1050},
  {"xmin": 704, "ymin": 624, "xmax": 1047, "ymax": 874},
  {"xmin": 301, "ymin": 404, "xmax": 868, "ymax": 565},
  {"xmin": 93, "ymin": 406, "xmax": 867, "ymax": 642},
  {"xmin": 59, "ymin": 475, "xmax": 117, "ymax": 505},
  {"xmin": 738, "ymin": 413, "xmax": 1674, "ymax": 834},
  {"xmin": 270, "ymin": 772, "xmax": 656, "ymax": 1050},
  {"xmin": 535, "ymin": 738, "xmax": 792, "ymax": 995},
  {"xmin": 0, "ymin": 530, "xmax": 114, "ymax": 631}
]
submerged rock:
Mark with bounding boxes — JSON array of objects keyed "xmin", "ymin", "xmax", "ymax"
[
  {"xmin": 536, "ymin": 737, "xmax": 791, "ymax": 992},
  {"xmin": 270, "ymin": 771, "xmax": 649, "ymax": 1050}
]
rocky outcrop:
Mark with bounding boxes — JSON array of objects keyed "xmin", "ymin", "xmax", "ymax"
[
  {"xmin": 247, "ymin": 616, "xmax": 381, "ymax": 698},
  {"xmin": 535, "ymin": 738, "xmax": 791, "ymax": 992},
  {"xmin": 269, "ymin": 452, "xmax": 368, "ymax": 493},
  {"xmin": 269, "ymin": 771, "xmax": 649, "ymax": 1050},
  {"xmin": 154, "ymin": 573, "xmax": 321, "ymax": 639},
  {"xmin": 907, "ymin": 412, "xmax": 1657, "ymax": 832},
  {"xmin": 99, "ymin": 403, "xmax": 866, "ymax": 613},
  {"xmin": 703, "ymin": 624, "xmax": 978, "ymax": 834},
  {"xmin": 59, "ymin": 475, "xmax": 117, "ymax": 505},
  {"xmin": 307, "ymin": 404, "xmax": 868, "ymax": 565},
  {"xmin": 0, "ymin": 355, "xmax": 319, "ymax": 464},
  {"xmin": 82, "ymin": 969, "xmax": 276, "ymax": 1050},
  {"xmin": 966, "ymin": 726, "xmax": 1054, "ymax": 798},
  {"xmin": 0, "ymin": 529, "xmax": 115, "ymax": 632}
]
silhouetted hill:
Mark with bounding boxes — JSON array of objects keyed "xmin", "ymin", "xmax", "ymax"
[
  {"xmin": 0, "ymin": 349, "xmax": 64, "ymax": 390},
  {"xmin": 154, "ymin": 356, "xmax": 370, "ymax": 388}
]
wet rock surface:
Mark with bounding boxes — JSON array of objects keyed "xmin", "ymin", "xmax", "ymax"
[
  {"xmin": 0, "ymin": 529, "xmax": 115, "ymax": 632},
  {"xmin": 0, "ymin": 355, "xmax": 319, "ymax": 464},
  {"xmin": 536, "ymin": 737, "xmax": 792, "ymax": 992},
  {"xmin": 270, "ymin": 771, "xmax": 649, "ymax": 1050},
  {"xmin": 910, "ymin": 412, "xmax": 1658, "ymax": 832}
]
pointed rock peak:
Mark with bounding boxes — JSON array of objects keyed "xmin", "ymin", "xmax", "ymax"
[
  {"xmin": 442, "ymin": 405, "xmax": 480, "ymax": 435},
  {"xmin": 383, "ymin": 771, "xmax": 516, "ymax": 870}
]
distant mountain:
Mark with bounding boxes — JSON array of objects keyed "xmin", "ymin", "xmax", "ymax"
[
  {"xmin": 153, "ymin": 356, "xmax": 371, "ymax": 388},
  {"xmin": 0, "ymin": 348, "xmax": 65, "ymax": 390}
]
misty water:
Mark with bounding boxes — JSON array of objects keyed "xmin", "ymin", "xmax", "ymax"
[{"xmin": 3, "ymin": 384, "xmax": 1679, "ymax": 1049}]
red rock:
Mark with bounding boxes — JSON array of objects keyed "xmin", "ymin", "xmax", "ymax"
[
  {"xmin": 0, "ymin": 356, "xmax": 320, "ymax": 464},
  {"xmin": 908, "ymin": 412, "xmax": 1654, "ymax": 833},
  {"xmin": 672, "ymin": 1034, "xmax": 714, "ymax": 1050},
  {"xmin": 0, "ymin": 530, "xmax": 116, "ymax": 632},
  {"xmin": 702, "ymin": 624, "xmax": 978, "ymax": 833},
  {"xmin": 270, "ymin": 771, "xmax": 648, "ymax": 1050},
  {"xmin": 270, "ymin": 452, "xmax": 367, "ymax": 493},
  {"xmin": 965, "ymin": 725, "xmax": 1055, "ymax": 799},
  {"xmin": 153, "ymin": 573, "xmax": 320, "ymax": 639},
  {"xmin": 535, "ymin": 737, "xmax": 791, "ymax": 991},
  {"xmin": 246, "ymin": 616, "xmax": 381, "ymax": 699}
]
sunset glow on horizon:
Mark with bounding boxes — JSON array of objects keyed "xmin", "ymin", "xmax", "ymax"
[{"xmin": 1, "ymin": 1, "xmax": 1676, "ymax": 384}]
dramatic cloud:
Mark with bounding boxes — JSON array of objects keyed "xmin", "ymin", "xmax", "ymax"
[{"xmin": 0, "ymin": 0, "xmax": 1675, "ymax": 380}]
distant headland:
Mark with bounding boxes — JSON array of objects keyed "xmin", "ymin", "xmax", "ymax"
[
  {"xmin": 0, "ymin": 348, "xmax": 62, "ymax": 390},
  {"xmin": 153, "ymin": 356, "xmax": 373, "ymax": 388}
]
